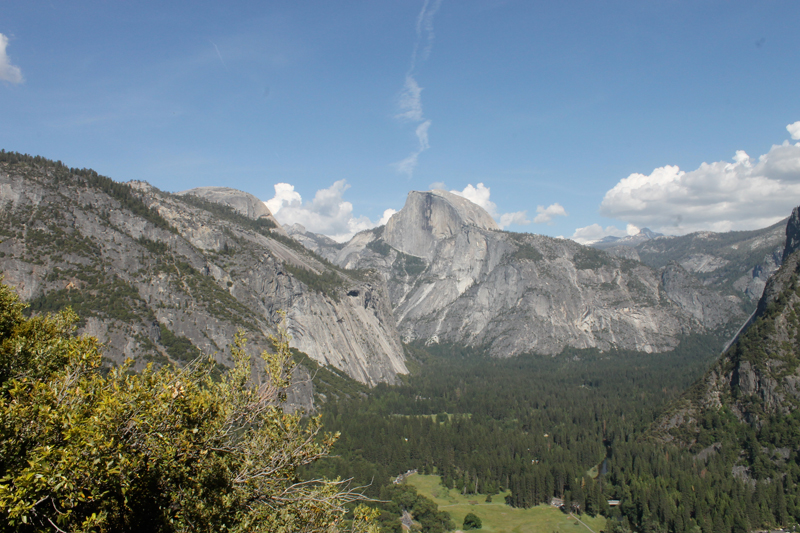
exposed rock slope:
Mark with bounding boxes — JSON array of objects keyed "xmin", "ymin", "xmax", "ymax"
[
  {"xmin": 0, "ymin": 155, "xmax": 406, "ymax": 387},
  {"xmin": 312, "ymin": 190, "xmax": 746, "ymax": 357},
  {"xmin": 634, "ymin": 220, "xmax": 787, "ymax": 304},
  {"xmin": 655, "ymin": 206, "xmax": 800, "ymax": 442},
  {"xmin": 179, "ymin": 186, "xmax": 287, "ymax": 236}
]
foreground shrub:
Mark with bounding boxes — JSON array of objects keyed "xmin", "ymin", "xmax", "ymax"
[{"xmin": 0, "ymin": 280, "xmax": 376, "ymax": 532}]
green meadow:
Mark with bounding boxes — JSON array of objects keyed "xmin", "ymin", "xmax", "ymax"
[{"xmin": 407, "ymin": 474, "xmax": 607, "ymax": 533}]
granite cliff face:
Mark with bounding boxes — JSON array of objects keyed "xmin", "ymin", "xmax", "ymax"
[
  {"xmin": 655, "ymin": 206, "xmax": 800, "ymax": 442},
  {"xmin": 633, "ymin": 220, "xmax": 787, "ymax": 304},
  {"xmin": 383, "ymin": 190, "xmax": 500, "ymax": 261},
  {"xmin": 0, "ymin": 157, "xmax": 407, "ymax": 391},
  {"xmin": 316, "ymin": 190, "xmax": 746, "ymax": 357}
]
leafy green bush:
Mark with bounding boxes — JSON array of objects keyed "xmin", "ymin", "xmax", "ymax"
[
  {"xmin": 463, "ymin": 512, "xmax": 482, "ymax": 530},
  {"xmin": 0, "ymin": 280, "xmax": 379, "ymax": 532}
]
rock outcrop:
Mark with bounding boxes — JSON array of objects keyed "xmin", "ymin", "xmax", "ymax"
[
  {"xmin": 0, "ymin": 158, "xmax": 407, "ymax": 391},
  {"xmin": 383, "ymin": 190, "xmax": 500, "ymax": 261},
  {"xmin": 179, "ymin": 186, "xmax": 287, "ymax": 236},
  {"xmin": 315, "ymin": 190, "xmax": 747, "ymax": 358},
  {"xmin": 634, "ymin": 220, "xmax": 787, "ymax": 304},
  {"xmin": 654, "ymin": 205, "xmax": 800, "ymax": 442}
]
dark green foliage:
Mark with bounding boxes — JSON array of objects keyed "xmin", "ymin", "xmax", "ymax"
[
  {"xmin": 304, "ymin": 332, "xmax": 800, "ymax": 532},
  {"xmin": 510, "ymin": 242, "xmax": 543, "ymax": 262},
  {"xmin": 292, "ymin": 349, "xmax": 370, "ymax": 401},
  {"xmin": 573, "ymin": 246, "xmax": 612, "ymax": 271},
  {"xmin": 26, "ymin": 273, "xmax": 152, "ymax": 325},
  {"xmin": 158, "ymin": 324, "xmax": 201, "ymax": 364},
  {"xmin": 137, "ymin": 236, "xmax": 169, "ymax": 256},
  {"xmin": 0, "ymin": 150, "xmax": 174, "ymax": 233},
  {"xmin": 366, "ymin": 239, "xmax": 393, "ymax": 257},
  {"xmin": 310, "ymin": 336, "xmax": 720, "ymax": 497},
  {"xmin": 463, "ymin": 512, "xmax": 482, "ymax": 530},
  {"xmin": 375, "ymin": 484, "xmax": 455, "ymax": 533},
  {"xmin": 393, "ymin": 252, "xmax": 426, "ymax": 277},
  {"xmin": 505, "ymin": 234, "xmax": 544, "ymax": 262},
  {"xmin": 284, "ymin": 263, "xmax": 345, "ymax": 301}
]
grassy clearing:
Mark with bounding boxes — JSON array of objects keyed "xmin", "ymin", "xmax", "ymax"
[{"xmin": 407, "ymin": 474, "xmax": 607, "ymax": 533}]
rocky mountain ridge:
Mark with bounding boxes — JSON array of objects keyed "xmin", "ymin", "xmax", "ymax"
[
  {"xmin": 1, "ymin": 150, "xmax": 788, "ymax": 398},
  {"xmin": 0, "ymin": 154, "xmax": 407, "ymax": 393},
  {"xmin": 631, "ymin": 219, "xmax": 787, "ymax": 304},
  {"xmin": 302, "ymin": 190, "xmax": 753, "ymax": 358},
  {"xmin": 655, "ymin": 205, "xmax": 800, "ymax": 443}
]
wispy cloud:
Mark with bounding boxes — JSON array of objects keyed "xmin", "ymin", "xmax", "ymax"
[
  {"xmin": 209, "ymin": 40, "xmax": 228, "ymax": 71},
  {"xmin": 412, "ymin": 0, "xmax": 443, "ymax": 69},
  {"xmin": 0, "ymin": 34, "xmax": 24, "ymax": 84},
  {"xmin": 396, "ymin": 75, "xmax": 423, "ymax": 122},
  {"xmin": 393, "ymin": 0, "xmax": 443, "ymax": 177}
]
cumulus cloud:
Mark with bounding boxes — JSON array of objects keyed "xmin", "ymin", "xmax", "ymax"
[
  {"xmin": 265, "ymin": 181, "xmax": 392, "ymax": 242},
  {"xmin": 265, "ymin": 183, "xmax": 301, "ymax": 214},
  {"xmin": 598, "ymin": 125, "xmax": 800, "ymax": 235},
  {"xmin": 0, "ymin": 34, "xmax": 23, "ymax": 84},
  {"xmin": 378, "ymin": 208, "xmax": 397, "ymax": 225},
  {"xmin": 571, "ymin": 223, "xmax": 640, "ymax": 245},
  {"xmin": 450, "ymin": 182, "xmax": 531, "ymax": 229},
  {"xmin": 533, "ymin": 203, "xmax": 568, "ymax": 224},
  {"xmin": 788, "ymin": 121, "xmax": 800, "ymax": 141}
]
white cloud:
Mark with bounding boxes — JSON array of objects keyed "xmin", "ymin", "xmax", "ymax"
[
  {"xmin": 533, "ymin": 203, "xmax": 568, "ymax": 224},
  {"xmin": 394, "ymin": 151, "xmax": 421, "ymax": 177},
  {"xmin": 396, "ymin": 75, "xmax": 423, "ymax": 122},
  {"xmin": 378, "ymin": 208, "xmax": 397, "ymax": 225},
  {"xmin": 265, "ymin": 182, "xmax": 301, "ymax": 214},
  {"xmin": 394, "ymin": 119, "xmax": 432, "ymax": 177},
  {"xmin": 265, "ymin": 181, "xmax": 391, "ymax": 242},
  {"xmin": 393, "ymin": 0, "xmax": 442, "ymax": 177},
  {"xmin": 429, "ymin": 181, "xmax": 446, "ymax": 190},
  {"xmin": 788, "ymin": 121, "xmax": 800, "ymax": 141},
  {"xmin": 454, "ymin": 183, "xmax": 494, "ymax": 212},
  {"xmin": 500, "ymin": 211, "xmax": 531, "ymax": 228},
  {"xmin": 450, "ymin": 182, "xmax": 531, "ymax": 229},
  {"xmin": 0, "ymin": 34, "xmax": 23, "ymax": 84},
  {"xmin": 598, "ymin": 126, "xmax": 800, "ymax": 235},
  {"xmin": 411, "ymin": 0, "xmax": 444, "ymax": 70}
]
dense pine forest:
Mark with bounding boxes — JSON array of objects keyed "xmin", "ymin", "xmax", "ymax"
[{"xmin": 305, "ymin": 336, "xmax": 800, "ymax": 533}]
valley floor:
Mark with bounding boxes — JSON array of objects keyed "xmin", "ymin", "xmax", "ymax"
[{"xmin": 407, "ymin": 474, "xmax": 608, "ymax": 533}]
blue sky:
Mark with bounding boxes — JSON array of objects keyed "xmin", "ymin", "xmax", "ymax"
[{"xmin": 2, "ymin": 1, "xmax": 800, "ymax": 242}]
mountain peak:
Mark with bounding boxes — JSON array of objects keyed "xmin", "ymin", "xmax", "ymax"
[
  {"xmin": 179, "ymin": 186, "xmax": 275, "ymax": 222},
  {"xmin": 384, "ymin": 190, "xmax": 499, "ymax": 259}
]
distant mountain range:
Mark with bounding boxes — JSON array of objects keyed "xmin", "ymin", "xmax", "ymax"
[
  {"xmin": 588, "ymin": 227, "xmax": 663, "ymax": 249},
  {"xmin": 0, "ymin": 151, "xmax": 790, "ymax": 398}
]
